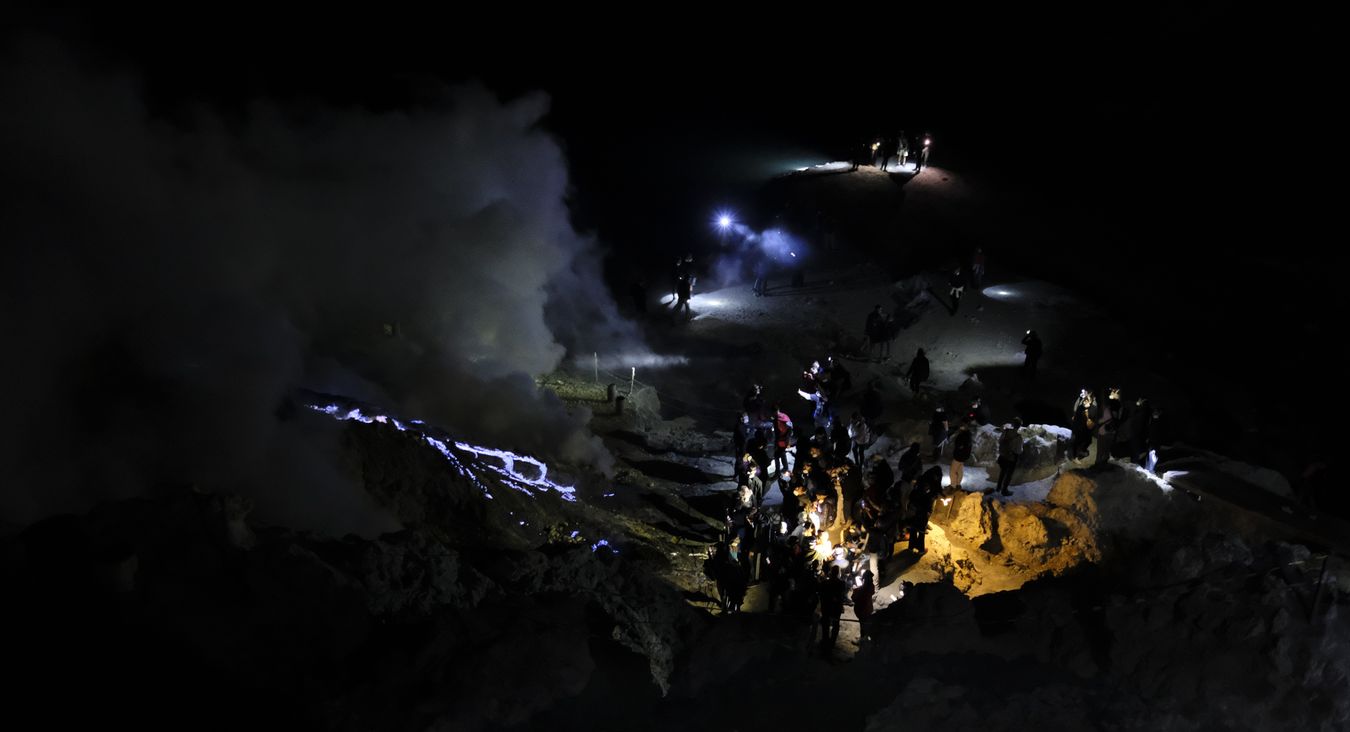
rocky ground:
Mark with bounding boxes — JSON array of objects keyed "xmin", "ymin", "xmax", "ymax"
[{"xmin": 3, "ymin": 168, "xmax": 1346, "ymax": 731}]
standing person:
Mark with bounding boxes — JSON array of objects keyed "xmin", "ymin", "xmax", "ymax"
[
  {"xmin": 1094, "ymin": 389, "xmax": 1120, "ymax": 467},
  {"xmin": 871, "ymin": 138, "xmax": 884, "ymax": 169},
  {"xmin": 675, "ymin": 254, "xmax": 694, "ymax": 319},
  {"xmin": 848, "ymin": 412, "xmax": 873, "ymax": 467},
  {"xmin": 772, "ymin": 404, "xmax": 794, "ymax": 481},
  {"xmin": 918, "ymin": 132, "xmax": 932, "ymax": 171},
  {"xmin": 878, "ymin": 136, "xmax": 893, "ymax": 171},
  {"xmin": 971, "ymin": 247, "xmax": 986, "ymax": 290},
  {"xmin": 950, "ymin": 421, "xmax": 973, "ymax": 490},
  {"xmin": 733, "ymin": 412, "xmax": 753, "ymax": 479},
  {"xmin": 852, "ymin": 570, "xmax": 876, "ymax": 646},
  {"xmin": 929, "ymin": 407, "xmax": 949, "ymax": 461},
  {"xmin": 1071, "ymin": 389, "xmax": 1094, "ymax": 460},
  {"xmin": 825, "ymin": 354, "xmax": 853, "ymax": 396},
  {"xmin": 831, "ymin": 418, "xmax": 852, "ymax": 464},
  {"xmin": 752, "ymin": 254, "xmax": 770, "ymax": 297},
  {"xmin": 746, "ymin": 464, "xmax": 766, "ymax": 506},
  {"xmin": 906, "ymin": 348, "xmax": 930, "ymax": 393},
  {"xmin": 817, "ymin": 565, "xmax": 847, "ymax": 649},
  {"xmin": 798, "ymin": 386, "xmax": 833, "ymax": 433},
  {"xmin": 908, "ymin": 467, "xmax": 942, "ymax": 554},
  {"xmin": 896, "ymin": 130, "xmax": 910, "ymax": 167},
  {"xmin": 995, "ymin": 419, "xmax": 1023, "ymax": 496},
  {"xmin": 864, "ymin": 304, "xmax": 886, "ymax": 360},
  {"xmin": 948, "ymin": 267, "xmax": 966, "ymax": 315},
  {"xmin": 1022, "ymin": 330, "xmax": 1043, "ymax": 381},
  {"xmin": 1145, "ymin": 407, "xmax": 1166, "ymax": 473}
]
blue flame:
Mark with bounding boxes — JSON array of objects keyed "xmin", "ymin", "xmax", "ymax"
[{"xmin": 305, "ymin": 400, "xmax": 578, "ymax": 503}]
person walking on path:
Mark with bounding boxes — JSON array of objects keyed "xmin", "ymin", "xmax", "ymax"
[{"xmin": 994, "ymin": 419, "xmax": 1023, "ymax": 496}]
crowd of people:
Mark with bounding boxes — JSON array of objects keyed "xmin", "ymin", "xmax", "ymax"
[
  {"xmin": 851, "ymin": 131, "xmax": 932, "ymax": 174},
  {"xmin": 703, "ymin": 269, "xmax": 1173, "ymax": 653}
]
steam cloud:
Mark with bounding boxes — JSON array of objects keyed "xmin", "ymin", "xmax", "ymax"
[{"xmin": 0, "ymin": 39, "xmax": 639, "ymax": 534}]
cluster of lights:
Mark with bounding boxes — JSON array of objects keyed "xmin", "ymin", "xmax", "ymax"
[{"xmin": 306, "ymin": 401, "xmax": 577, "ymax": 503}]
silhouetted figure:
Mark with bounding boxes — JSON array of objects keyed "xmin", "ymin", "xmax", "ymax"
[
  {"xmin": 1071, "ymin": 389, "xmax": 1095, "ymax": 460},
  {"xmin": 950, "ymin": 421, "xmax": 973, "ymax": 489},
  {"xmin": 853, "ymin": 570, "xmax": 876, "ymax": 645},
  {"xmin": 752, "ymin": 255, "xmax": 770, "ymax": 296},
  {"xmin": 818, "ymin": 565, "xmax": 847, "ymax": 649},
  {"xmin": 1094, "ymin": 389, "xmax": 1120, "ymax": 467},
  {"xmin": 1145, "ymin": 408, "xmax": 1167, "ymax": 472},
  {"xmin": 907, "ymin": 348, "xmax": 930, "ymax": 393},
  {"xmin": 825, "ymin": 354, "xmax": 852, "ymax": 396},
  {"xmin": 675, "ymin": 254, "xmax": 694, "ymax": 319},
  {"xmin": 948, "ymin": 267, "xmax": 966, "ymax": 315},
  {"xmin": 908, "ymin": 467, "xmax": 943, "ymax": 553},
  {"xmin": 1022, "ymin": 330, "xmax": 1043, "ymax": 380},
  {"xmin": 852, "ymin": 139, "xmax": 871, "ymax": 172},
  {"xmin": 896, "ymin": 130, "xmax": 910, "ymax": 167},
  {"xmin": 995, "ymin": 419, "xmax": 1023, "ymax": 496},
  {"xmin": 971, "ymin": 247, "xmax": 986, "ymax": 289},
  {"xmin": 918, "ymin": 132, "xmax": 932, "ymax": 171}
]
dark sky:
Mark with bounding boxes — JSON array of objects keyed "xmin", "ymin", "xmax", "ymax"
[{"xmin": 6, "ymin": 4, "xmax": 1339, "ymax": 472}]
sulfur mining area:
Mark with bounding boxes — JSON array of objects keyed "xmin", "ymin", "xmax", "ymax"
[
  {"xmin": 5, "ymin": 251, "xmax": 1348, "ymax": 731},
  {"xmin": 3, "ymin": 21, "xmax": 1346, "ymax": 732}
]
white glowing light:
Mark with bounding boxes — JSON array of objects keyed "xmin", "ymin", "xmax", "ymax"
[
  {"xmin": 780, "ymin": 520, "xmax": 788, "ymax": 534},
  {"xmin": 306, "ymin": 400, "xmax": 578, "ymax": 503},
  {"xmin": 812, "ymin": 535, "xmax": 834, "ymax": 561},
  {"xmin": 718, "ymin": 215, "xmax": 731, "ymax": 228}
]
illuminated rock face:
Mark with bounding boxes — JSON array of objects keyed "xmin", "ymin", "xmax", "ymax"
[{"xmin": 934, "ymin": 466, "xmax": 1194, "ymax": 594}]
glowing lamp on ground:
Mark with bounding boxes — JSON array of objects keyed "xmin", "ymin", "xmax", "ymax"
[{"xmin": 812, "ymin": 535, "xmax": 834, "ymax": 562}]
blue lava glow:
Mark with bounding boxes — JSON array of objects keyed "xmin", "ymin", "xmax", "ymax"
[{"xmin": 305, "ymin": 400, "xmax": 579, "ymax": 503}]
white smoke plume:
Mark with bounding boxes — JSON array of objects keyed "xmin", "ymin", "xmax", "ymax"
[{"xmin": 0, "ymin": 38, "xmax": 637, "ymax": 534}]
